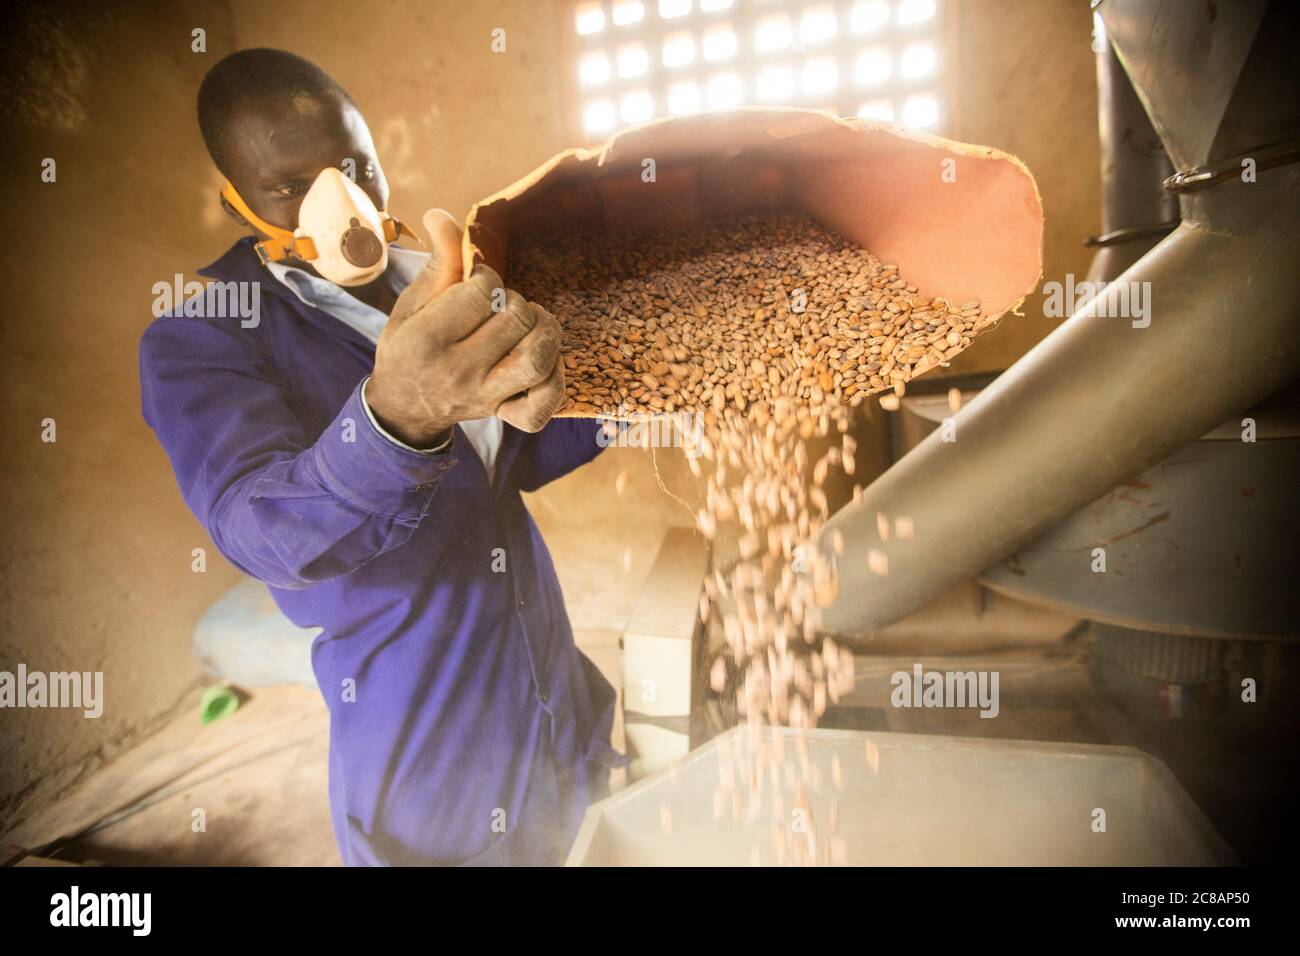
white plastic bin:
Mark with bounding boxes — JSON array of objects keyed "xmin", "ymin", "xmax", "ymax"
[{"xmin": 566, "ymin": 726, "xmax": 1236, "ymax": 865}]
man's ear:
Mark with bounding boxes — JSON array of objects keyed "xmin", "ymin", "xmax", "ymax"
[{"xmin": 219, "ymin": 191, "xmax": 254, "ymax": 230}]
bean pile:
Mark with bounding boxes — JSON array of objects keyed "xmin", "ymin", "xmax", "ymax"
[
  {"xmin": 509, "ymin": 212, "xmax": 990, "ymax": 419},
  {"xmin": 510, "ymin": 213, "xmax": 985, "ymax": 865}
]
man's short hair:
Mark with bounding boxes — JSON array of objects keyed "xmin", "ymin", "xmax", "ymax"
[{"xmin": 197, "ymin": 48, "xmax": 354, "ymax": 177}]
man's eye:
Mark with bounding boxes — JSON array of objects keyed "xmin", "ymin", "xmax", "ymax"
[{"xmin": 275, "ymin": 184, "xmax": 306, "ymax": 198}]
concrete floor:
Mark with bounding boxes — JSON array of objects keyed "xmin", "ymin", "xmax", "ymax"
[{"xmin": 8, "ymin": 685, "xmax": 335, "ymax": 865}]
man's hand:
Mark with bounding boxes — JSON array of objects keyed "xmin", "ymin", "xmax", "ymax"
[{"xmin": 367, "ymin": 209, "xmax": 566, "ymax": 446}]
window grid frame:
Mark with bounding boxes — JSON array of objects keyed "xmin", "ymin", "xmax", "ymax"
[{"xmin": 561, "ymin": 0, "xmax": 954, "ymax": 143}]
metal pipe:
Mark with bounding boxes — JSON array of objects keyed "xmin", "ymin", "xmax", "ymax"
[
  {"xmin": 819, "ymin": 0, "xmax": 1300, "ymax": 634},
  {"xmin": 1084, "ymin": 14, "xmax": 1178, "ymax": 284}
]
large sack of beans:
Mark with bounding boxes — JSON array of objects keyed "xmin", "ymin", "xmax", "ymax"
[{"xmin": 462, "ymin": 108, "xmax": 1042, "ymax": 421}]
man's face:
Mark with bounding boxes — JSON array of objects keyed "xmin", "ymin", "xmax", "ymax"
[{"xmin": 222, "ymin": 90, "xmax": 389, "ymax": 266}]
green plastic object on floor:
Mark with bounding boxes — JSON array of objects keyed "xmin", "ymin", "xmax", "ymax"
[{"xmin": 200, "ymin": 684, "xmax": 240, "ymax": 724}]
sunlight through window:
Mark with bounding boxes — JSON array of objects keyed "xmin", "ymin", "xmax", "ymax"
[{"xmin": 570, "ymin": 0, "xmax": 945, "ymax": 136}]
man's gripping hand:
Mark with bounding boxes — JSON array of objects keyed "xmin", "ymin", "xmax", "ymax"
[{"xmin": 366, "ymin": 209, "xmax": 566, "ymax": 447}]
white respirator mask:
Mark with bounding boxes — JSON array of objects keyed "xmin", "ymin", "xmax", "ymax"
[{"xmin": 222, "ymin": 166, "xmax": 419, "ymax": 287}]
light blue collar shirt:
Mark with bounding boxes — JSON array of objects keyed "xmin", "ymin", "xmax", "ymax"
[{"xmin": 267, "ymin": 245, "xmax": 503, "ymax": 483}]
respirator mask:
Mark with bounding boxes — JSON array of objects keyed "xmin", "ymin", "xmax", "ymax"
[{"xmin": 221, "ymin": 167, "xmax": 419, "ymax": 286}]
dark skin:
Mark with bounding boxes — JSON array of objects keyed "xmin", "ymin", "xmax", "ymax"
[{"xmin": 217, "ymin": 89, "xmax": 566, "ymax": 444}]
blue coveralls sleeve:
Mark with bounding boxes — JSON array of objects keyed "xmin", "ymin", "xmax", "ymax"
[
  {"xmin": 509, "ymin": 417, "xmax": 607, "ymax": 492},
  {"xmin": 139, "ymin": 314, "xmax": 458, "ymax": 589}
]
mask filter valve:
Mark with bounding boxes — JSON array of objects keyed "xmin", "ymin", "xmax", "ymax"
[{"xmin": 341, "ymin": 217, "xmax": 384, "ymax": 268}]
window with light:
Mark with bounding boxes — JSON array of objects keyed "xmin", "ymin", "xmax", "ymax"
[{"xmin": 569, "ymin": 0, "xmax": 944, "ymax": 138}]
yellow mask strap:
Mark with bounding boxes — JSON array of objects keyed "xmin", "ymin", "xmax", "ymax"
[
  {"xmin": 221, "ymin": 181, "xmax": 318, "ymax": 264},
  {"xmin": 383, "ymin": 216, "xmax": 424, "ymax": 246}
]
